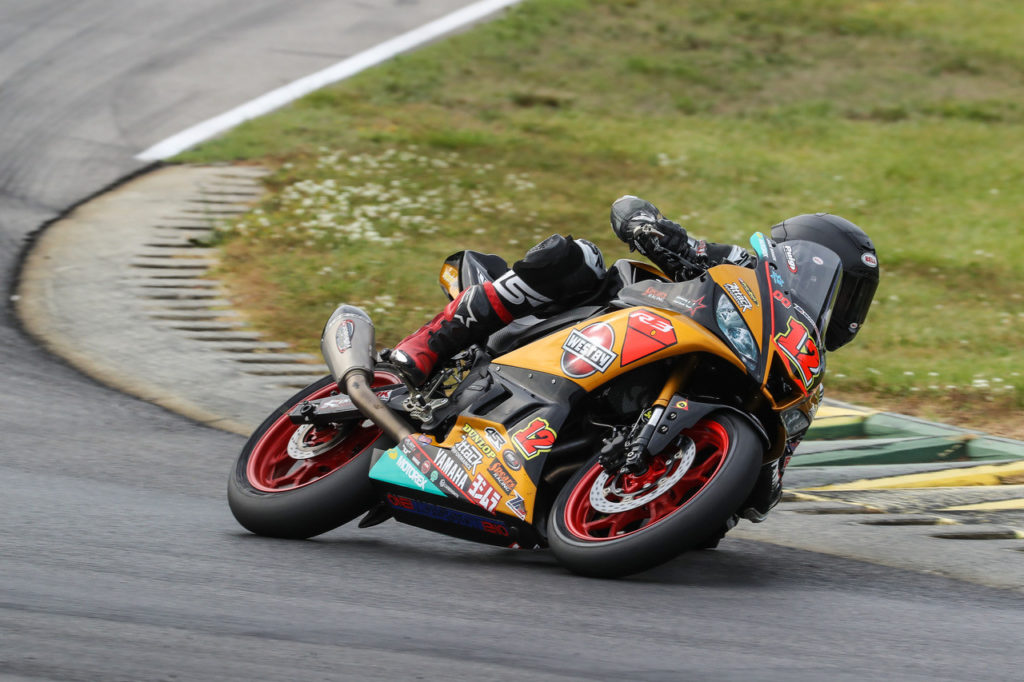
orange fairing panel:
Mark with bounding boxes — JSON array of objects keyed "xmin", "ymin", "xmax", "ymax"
[
  {"xmin": 710, "ymin": 265, "xmax": 764, "ymax": 348},
  {"xmin": 493, "ymin": 307, "xmax": 744, "ymax": 389},
  {"xmin": 431, "ymin": 417, "xmax": 538, "ymax": 523},
  {"xmin": 440, "ymin": 263, "xmax": 461, "ymax": 300}
]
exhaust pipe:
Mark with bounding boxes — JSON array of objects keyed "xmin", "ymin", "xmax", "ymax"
[{"xmin": 321, "ymin": 305, "xmax": 413, "ymax": 443}]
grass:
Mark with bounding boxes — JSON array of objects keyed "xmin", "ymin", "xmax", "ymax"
[{"xmin": 177, "ymin": 0, "xmax": 1024, "ymax": 436}]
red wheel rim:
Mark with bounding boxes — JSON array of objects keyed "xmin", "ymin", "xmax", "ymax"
[
  {"xmin": 246, "ymin": 373, "xmax": 397, "ymax": 493},
  {"xmin": 563, "ymin": 420, "xmax": 731, "ymax": 541}
]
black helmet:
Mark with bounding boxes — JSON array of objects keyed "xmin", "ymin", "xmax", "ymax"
[{"xmin": 771, "ymin": 213, "xmax": 879, "ymax": 350}]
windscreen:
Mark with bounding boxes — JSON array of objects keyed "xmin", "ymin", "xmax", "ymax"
[{"xmin": 771, "ymin": 240, "xmax": 843, "ymax": 340}]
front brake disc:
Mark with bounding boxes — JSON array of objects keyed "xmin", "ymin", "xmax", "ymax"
[{"xmin": 588, "ymin": 437, "xmax": 696, "ymax": 513}]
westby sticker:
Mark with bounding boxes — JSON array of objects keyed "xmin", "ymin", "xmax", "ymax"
[{"xmin": 560, "ymin": 322, "xmax": 616, "ymax": 378}]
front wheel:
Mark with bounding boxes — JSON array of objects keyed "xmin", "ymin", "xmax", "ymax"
[
  {"xmin": 548, "ymin": 412, "xmax": 762, "ymax": 578},
  {"xmin": 228, "ymin": 373, "xmax": 398, "ymax": 539}
]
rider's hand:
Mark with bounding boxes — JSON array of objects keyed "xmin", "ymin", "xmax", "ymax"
[
  {"xmin": 610, "ymin": 195, "xmax": 660, "ymax": 247},
  {"xmin": 609, "ymin": 196, "xmax": 690, "ymax": 256},
  {"xmin": 651, "ymin": 218, "xmax": 689, "ymax": 254},
  {"xmin": 632, "ymin": 218, "xmax": 690, "ymax": 258}
]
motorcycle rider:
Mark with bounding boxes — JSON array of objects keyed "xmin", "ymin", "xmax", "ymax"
[{"xmin": 390, "ymin": 195, "xmax": 880, "ymax": 385}]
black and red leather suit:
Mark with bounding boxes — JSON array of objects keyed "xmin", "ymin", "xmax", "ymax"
[{"xmin": 390, "ymin": 195, "xmax": 749, "ymax": 385}]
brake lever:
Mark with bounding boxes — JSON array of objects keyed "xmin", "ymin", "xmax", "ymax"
[{"xmin": 638, "ymin": 232, "xmax": 704, "ymax": 280}]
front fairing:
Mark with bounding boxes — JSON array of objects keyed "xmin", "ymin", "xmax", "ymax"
[{"xmin": 616, "ymin": 240, "xmax": 841, "ymax": 410}]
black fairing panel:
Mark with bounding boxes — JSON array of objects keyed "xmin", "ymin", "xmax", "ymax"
[{"xmin": 486, "ymin": 305, "xmax": 606, "ymax": 356}]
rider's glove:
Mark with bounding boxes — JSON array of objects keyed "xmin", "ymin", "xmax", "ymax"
[
  {"xmin": 630, "ymin": 218, "xmax": 692, "ymax": 262},
  {"xmin": 648, "ymin": 218, "xmax": 689, "ymax": 255},
  {"xmin": 610, "ymin": 195, "xmax": 690, "ymax": 258}
]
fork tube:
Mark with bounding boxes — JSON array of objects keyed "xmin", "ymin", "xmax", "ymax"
[{"xmin": 653, "ymin": 357, "xmax": 698, "ymax": 408}]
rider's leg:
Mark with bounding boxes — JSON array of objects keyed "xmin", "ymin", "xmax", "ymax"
[
  {"xmin": 389, "ymin": 277, "xmax": 526, "ymax": 385},
  {"xmin": 390, "ymin": 235, "xmax": 605, "ymax": 385}
]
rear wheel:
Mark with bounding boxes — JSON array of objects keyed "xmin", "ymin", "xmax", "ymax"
[
  {"xmin": 548, "ymin": 412, "xmax": 761, "ymax": 578},
  {"xmin": 227, "ymin": 373, "xmax": 399, "ymax": 539}
]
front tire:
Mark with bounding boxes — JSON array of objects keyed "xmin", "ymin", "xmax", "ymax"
[
  {"xmin": 548, "ymin": 412, "xmax": 762, "ymax": 578},
  {"xmin": 228, "ymin": 374, "xmax": 397, "ymax": 539}
]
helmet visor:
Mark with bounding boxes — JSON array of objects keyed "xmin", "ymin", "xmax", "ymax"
[{"xmin": 828, "ymin": 273, "xmax": 879, "ymax": 349}]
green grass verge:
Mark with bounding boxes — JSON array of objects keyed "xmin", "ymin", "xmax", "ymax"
[{"xmin": 177, "ymin": 0, "xmax": 1024, "ymax": 424}]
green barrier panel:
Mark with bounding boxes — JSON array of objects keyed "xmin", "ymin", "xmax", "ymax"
[{"xmin": 796, "ymin": 407, "xmax": 1024, "ymax": 467}]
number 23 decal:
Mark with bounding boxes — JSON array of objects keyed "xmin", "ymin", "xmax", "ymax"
[{"xmin": 512, "ymin": 418, "xmax": 557, "ymax": 460}]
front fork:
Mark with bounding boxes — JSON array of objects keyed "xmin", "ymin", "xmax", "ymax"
[{"xmin": 599, "ymin": 359, "xmax": 698, "ymax": 474}]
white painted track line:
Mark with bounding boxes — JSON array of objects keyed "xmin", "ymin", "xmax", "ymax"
[{"xmin": 136, "ymin": 0, "xmax": 524, "ymax": 161}]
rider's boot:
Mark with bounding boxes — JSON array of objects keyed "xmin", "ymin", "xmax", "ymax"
[{"xmin": 389, "ymin": 281, "xmax": 517, "ymax": 386}]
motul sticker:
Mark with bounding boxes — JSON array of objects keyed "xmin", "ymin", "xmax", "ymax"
[
  {"xmin": 560, "ymin": 322, "xmax": 616, "ymax": 378},
  {"xmin": 621, "ymin": 309, "xmax": 677, "ymax": 366},
  {"xmin": 862, "ymin": 252, "xmax": 878, "ymax": 268},
  {"xmin": 501, "ymin": 449, "xmax": 523, "ymax": 471}
]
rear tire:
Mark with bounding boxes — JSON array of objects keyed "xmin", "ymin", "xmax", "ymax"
[
  {"xmin": 548, "ymin": 412, "xmax": 761, "ymax": 578},
  {"xmin": 228, "ymin": 374, "xmax": 397, "ymax": 539}
]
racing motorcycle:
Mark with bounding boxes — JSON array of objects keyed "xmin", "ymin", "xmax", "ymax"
[{"xmin": 228, "ymin": 230, "xmax": 837, "ymax": 577}]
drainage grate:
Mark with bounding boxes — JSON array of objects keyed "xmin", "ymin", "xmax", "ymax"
[{"xmin": 131, "ymin": 169, "xmax": 328, "ymax": 388}]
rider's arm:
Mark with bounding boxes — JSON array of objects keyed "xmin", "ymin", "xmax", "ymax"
[{"xmin": 610, "ymin": 195, "xmax": 752, "ymax": 280}]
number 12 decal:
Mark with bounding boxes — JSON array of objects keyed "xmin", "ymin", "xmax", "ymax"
[
  {"xmin": 774, "ymin": 317, "xmax": 822, "ymax": 390},
  {"xmin": 512, "ymin": 418, "xmax": 557, "ymax": 460}
]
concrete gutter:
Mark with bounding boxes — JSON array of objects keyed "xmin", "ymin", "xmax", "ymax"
[{"xmin": 16, "ymin": 164, "xmax": 327, "ymax": 436}]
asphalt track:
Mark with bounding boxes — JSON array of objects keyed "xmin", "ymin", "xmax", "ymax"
[{"xmin": 1, "ymin": 2, "xmax": 1022, "ymax": 680}]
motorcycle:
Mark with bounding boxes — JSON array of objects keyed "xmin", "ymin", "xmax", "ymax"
[{"xmin": 228, "ymin": 229, "xmax": 837, "ymax": 577}]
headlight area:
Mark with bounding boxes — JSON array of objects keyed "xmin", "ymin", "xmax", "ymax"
[{"xmin": 714, "ymin": 294, "xmax": 759, "ymax": 375}]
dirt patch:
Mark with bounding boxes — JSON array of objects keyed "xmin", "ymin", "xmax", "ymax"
[{"xmin": 833, "ymin": 390, "xmax": 1024, "ymax": 441}]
